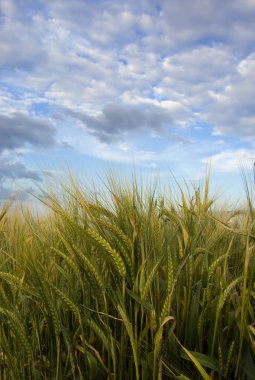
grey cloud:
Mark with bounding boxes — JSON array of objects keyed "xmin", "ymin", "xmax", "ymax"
[
  {"xmin": 0, "ymin": 112, "xmax": 56, "ymax": 153},
  {"xmin": 0, "ymin": 112, "xmax": 56, "ymax": 199},
  {"xmin": 68, "ymin": 104, "xmax": 173, "ymax": 142},
  {"xmin": 0, "ymin": 157, "xmax": 42, "ymax": 200},
  {"xmin": 0, "ymin": 158, "xmax": 41, "ymax": 181},
  {"xmin": 160, "ymin": 0, "xmax": 255, "ymax": 54},
  {"xmin": 0, "ymin": 184, "xmax": 34, "ymax": 201},
  {"xmin": 0, "ymin": 185, "xmax": 12, "ymax": 200}
]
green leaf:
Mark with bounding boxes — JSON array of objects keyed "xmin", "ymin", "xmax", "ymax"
[
  {"xmin": 126, "ymin": 288, "xmax": 152, "ymax": 311},
  {"xmin": 181, "ymin": 350, "xmax": 220, "ymax": 373},
  {"xmin": 177, "ymin": 340, "xmax": 211, "ymax": 380}
]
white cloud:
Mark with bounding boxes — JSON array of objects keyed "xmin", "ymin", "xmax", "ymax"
[
  {"xmin": 202, "ymin": 149, "xmax": 254, "ymax": 172},
  {"xmin": 205, "ymin": 53, "xmax": 255, "ymax": 139}
]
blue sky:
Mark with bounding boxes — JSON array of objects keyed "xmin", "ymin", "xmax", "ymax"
[{"xmin": 1, "ymin": 0, "xmax": 255, "ymax": 203}]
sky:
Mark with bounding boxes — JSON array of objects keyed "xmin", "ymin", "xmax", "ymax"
[{"xmin": 1, "ymin": 0, "xmax": 255, "ymax": 204}]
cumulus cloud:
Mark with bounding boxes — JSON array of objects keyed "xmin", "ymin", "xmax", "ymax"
[
  {"xmin": 0, "ymin": 112, "xmax": 56, "ymax": 153},
  {"xmin": 155, "ymin": 46, "xmax": 237, "ymax": 111},
  {"xmin": 0, "ymin": 0, "xmax": 47, "ymax": 69},
  {"xmin": 0, "ymin": 157, "xmax": 41, "ymax": 200},
  {"xmin": 0, "ymin": 110, "xmax": 57, "ymax": 198},
  {"xmin": 159, "ymin": 0, "xmax": 255, "ymax": 53},
  {"xmin": 162, "ymin": 46, "xmax": 235, "ymax": 87},
  {"xmin": 0, "ymin": 157, "xmax": 41, "ymax": 181},
  {"xmin": 205, "ymin": 53, "xmax": 255, "ymax": 139},
  {"xmin": 41, "ymin": 0, "xmax": 255, "ymax": 54},
  {"xmin": 201, "ymin": 149, "xmax": 254, "ymax": 172},
  {"xmin": 66, "ymin": 104, "xmax": 175, "ymax": 142}
]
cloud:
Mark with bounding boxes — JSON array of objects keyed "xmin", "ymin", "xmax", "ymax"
[
  {"xmin": 42, "ymin": 0, "xmax": 255, "ymax": 54},
  {"xmin": 0, "ymin": 111, "xmax": 56, "ymax": 199},
  {"xmin": 0, "ymin": 185, "xmax": 13, "ymax": 201},
  {"xmin": 0, "ymin": 112, "xmax": 56, "ymax": 153},
  {"xmin": 159, "ymin": 0, "xmax": 255, "ymax": 53},
  {"xmin": 0, "ymin": 157, "xmax": 41, "ymax": 181},
  {"xmin": 162, "ymin": 46, "xmax": 235, "ymax": 87},
  {"xmin": 0, "ymin": 0, "xmax": 47, "ymax": 70},
  {"xmin": 201, "ymin": 149, "xmax": 254, "ymax": 172},
  {"xmin": 155, "ymin": 46, "xmax": 237, "ymax": 111},
  {"xmin": 205, "ymin": 53, "xmax": 255, "ymax": 139},
  {"xmin": 0, "ymin": 183, "xmax": 34, "ymax": 201},
  {"xmin": 0, "ymin": 157, "xmax": 41, "ymax": 200},
  {"xmin": 67, "ymin": 104, "xmax": 174, "ymax": 142}
]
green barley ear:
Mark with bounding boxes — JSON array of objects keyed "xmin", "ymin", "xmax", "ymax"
[
  {"xmin": 87, "ymin": 228, "xmax": 126, "ymax": 277},
  {"xmin": 87, "ymin": 319, "xmax": 110, "ymax": 352},
  {"xmin": 115, "ymin": 239, "xmax": 134, "ymax": 284},
  {"xmin": 167, "ymin": 247, "xmax": 174, "ymax": 295},
  {"xmin": 94, "ymin": 217, "xmax": 133, "ymax": 252},
  {"xmin": 0, "ymin": 272, "xmax": 22, "ymax": 286},
  {"xmin": 180, "ymin": 222, "xmax": 189, "ymax": 250},
  {"xmin": 0, "ymin": 327, "xmax": 21, "ymax": 379},
  {"xmin": 0, "ymin": 307, "xmax": 32, "ymax": 361},
  {"xmin": 207, "ymin": 254, "xmax": 227, "ymax": 283},
  {"xmin": 177, "ymin": 375, "xmax": 192, "ymax": 380},
  {"xmin": 0, "ymin": 272, "xmax": 35, "ymax": 297},
  {"xmin": 32, "ymin": 269, "xmax": 61, "ymax": 337},
  {"xmin": 211, "ymin": 276, "xmax": 242, "ymax": 356},
  {"xmin": 95, "ymin": 218, "xmax": 135, "ymax": 283},
  {"xmin": 225, "ymin": 341, "xmax": 235, "ymax": 378},
  {"xmin": 202, "ymin": 252, "xmax": 208, "ymax": 288},
  {"xmin": 73, "ymin": 244, "xmax": 105, "ymax": 290},
  {"xmin": 51, "ymin": 247, "xmax": 83, "ymax": 285},
  {"xmin": 41, "ymin": 281, "xmax": 61, "ymax": 336},
  {"xmin": 178, "ymin": 235, "xmax": 184, "ymax": 258},
  {"xmin": 218, "ymin": 344, "xmax": 223, "ymax": 374},
  {"xmin": 248, "ymin": 325, "xmax": 255, "ymax": 352},
  {"xmin": 141, "ymin": 255, "xmax": 162, "ymax": 300},
  {"xmin": 218, "ymin": 276, "xmax": 242, "ymax": 312},
  {"xmin": 72, "ymin": 245, "xmax": 106, "ymax": 306},
  {"xmin": 160, "ymin": 248, "xmax": 174, "ymax": 322},
  {"xmin": 47, "ymin": 280, "xmax": 80, "ymax": 317}
]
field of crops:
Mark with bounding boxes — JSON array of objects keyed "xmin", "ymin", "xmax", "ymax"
[{"xmin": 0, "ymin": 175, "xmax": 254, "ymax": 379}]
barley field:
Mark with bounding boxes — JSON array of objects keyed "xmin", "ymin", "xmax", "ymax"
[{"xmin": 0, "ymin": 175, "xmax": 254, "ymax": 379}]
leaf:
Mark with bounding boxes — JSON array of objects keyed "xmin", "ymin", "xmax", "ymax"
[
  {"xmin": 117, "ymin": 304, "xmax": 139, "ymax": 380},
  {"xmin": 126, "ymin": 288, "xmax": 152, "ymax": 311},
  {"xmin": 180, "ymin": 350, "xmax": 220, "ymax": 373},
  {"xmin": 154, "ymin": 317, "xmax": 175, "ymax": 378},
  {"xmin": 177, "ymin": 340, "xmax": 211, "ymax": 380}
]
